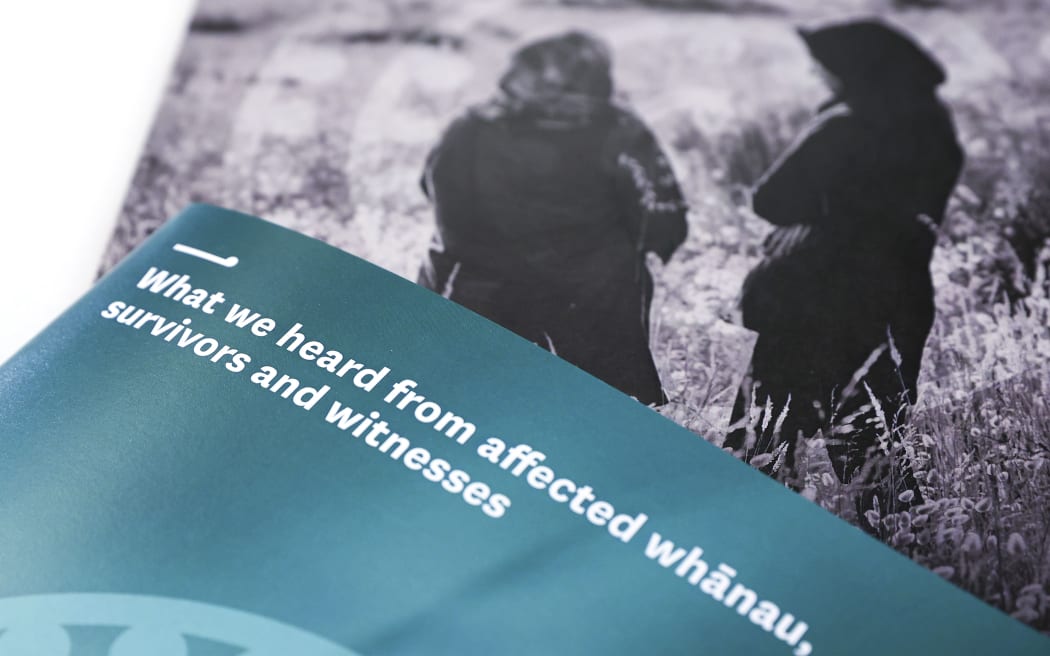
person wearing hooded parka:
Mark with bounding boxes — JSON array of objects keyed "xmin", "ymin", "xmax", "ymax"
[
  {"xmin": 723, "ymin": 19, "xmax": 964, "ymax": 525},
  {"xmin": 418, "ymin": 31, "xmax": 688, "ymax": 405}
]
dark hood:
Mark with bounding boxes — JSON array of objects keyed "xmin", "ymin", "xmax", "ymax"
[{"xmin": 799, "ymin": 18, "xmax": 946, "ymax": 98}]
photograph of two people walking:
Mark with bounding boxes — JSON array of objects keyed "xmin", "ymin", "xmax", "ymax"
[{"xmin": 104, "ymin": 0, "xmax": 1050, "ymax": 634}]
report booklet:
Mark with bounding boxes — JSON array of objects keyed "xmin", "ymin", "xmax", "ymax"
[
  {"xmin": 96, "ymin": 0, "xmax": 1050, "ymax": 641},
  {"xmin": 1, "ymin": 204, "xmax": 1047, "ymax": 654}
]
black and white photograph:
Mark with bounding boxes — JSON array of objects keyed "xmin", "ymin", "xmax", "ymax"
[{"xmin": 102, "ymin": 0, "xmax": 1050, "ymax": 633}]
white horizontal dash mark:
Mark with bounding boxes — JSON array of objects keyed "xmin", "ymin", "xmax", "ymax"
[{"xmin": 173, "ymin": 243, "xmax": 239, "ymax": 268}]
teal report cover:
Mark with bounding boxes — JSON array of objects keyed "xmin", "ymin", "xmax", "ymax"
[{"xmin": 1, "ymin": 205, "xmax": 1046, "ymax": 654}]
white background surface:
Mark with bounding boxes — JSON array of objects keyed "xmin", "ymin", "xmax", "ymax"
[{"xmin": 0, "ymin": 0, "xmax": 196, "ymax": 363}]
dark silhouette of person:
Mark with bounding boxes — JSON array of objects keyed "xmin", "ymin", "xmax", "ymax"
[
  {"xmin": 418, "ymin": 31, "xmax": 688, "ymax": 405},
  {"xmin": 723, "ymin": 19, "xmax": 964, "ymax": 526}
]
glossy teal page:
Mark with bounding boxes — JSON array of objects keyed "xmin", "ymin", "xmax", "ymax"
[{"xmin": 0, "ymin": 205, "xmax": 1045, "ymax": 655}]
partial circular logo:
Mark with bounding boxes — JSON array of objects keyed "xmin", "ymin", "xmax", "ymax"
[{"xmin": 0, "ymin": 594, "xmax": 359, "ymax": 655}]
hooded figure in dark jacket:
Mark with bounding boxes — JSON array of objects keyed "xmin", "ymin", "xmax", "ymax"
[
  {"xmin": 418, "ymin": 31, "xmax": 688, "ymax": 405},
  {"xmin": 724, "ymin": 19, "xmax": 964, "ymax": 524}
]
